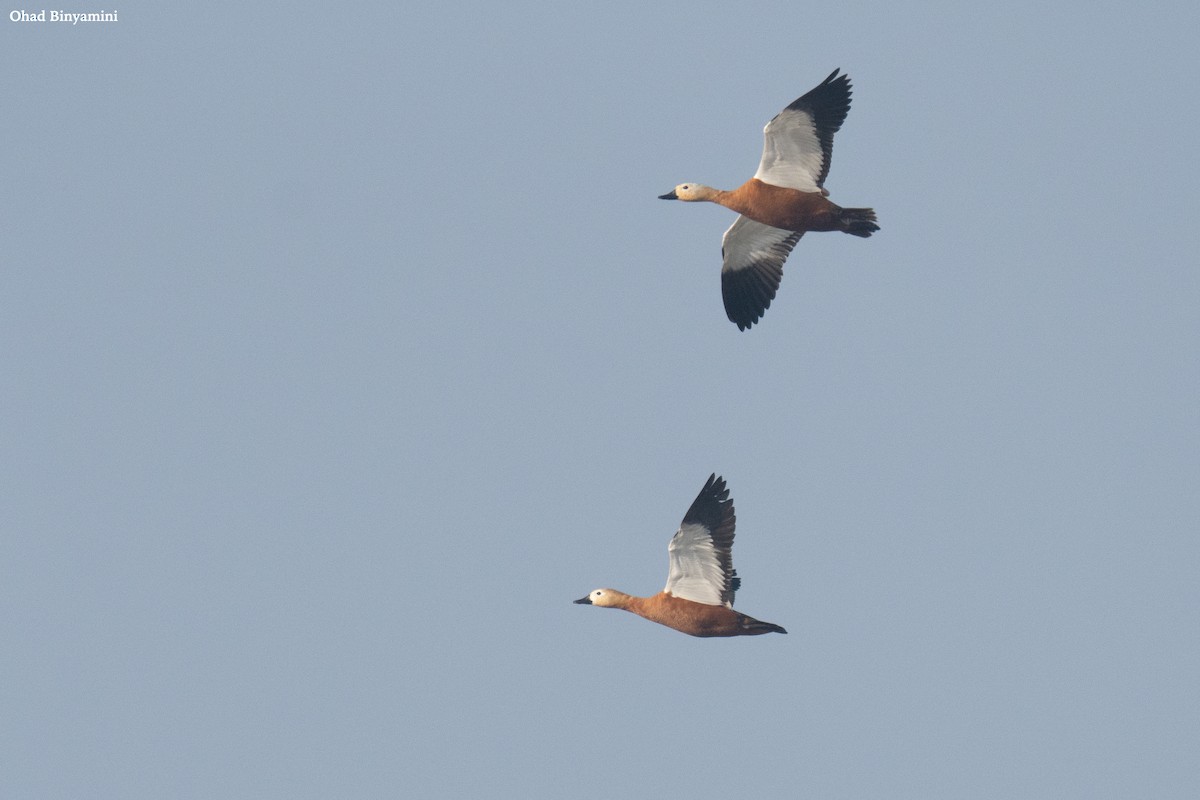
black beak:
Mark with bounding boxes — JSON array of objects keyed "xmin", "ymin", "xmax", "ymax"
[
  {"xmin": 573, "ymin": 595, "xmax": 592, "ymax": 605},
  {"xmin": 658, "ymin": 190, "xmax": 678, "ymax": 200}
]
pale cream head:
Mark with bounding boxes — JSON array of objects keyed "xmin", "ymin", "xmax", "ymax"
[
  {"xmin": 573, "ymin": 588, "xmax": 623, "ymax": 607},
  {"xmin": 661, "ymin": 183, "xmax": 717, "ymax": 202}
]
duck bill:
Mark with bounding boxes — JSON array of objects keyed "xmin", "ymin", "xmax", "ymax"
[
  {"xmin": 573, "ymin": 595, "xmax": 593, "ymax": 605},
  {"xmin": 657, "ymin": 190, "xmax": 678, "ymax": 200}
]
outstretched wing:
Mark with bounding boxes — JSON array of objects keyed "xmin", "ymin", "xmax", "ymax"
[
  {"xmin": 753, "ymin": 68, "xmax": 852, "ymax": 192},
  {"xmin": 721, "ymin": 215, "xmax": 802, "ymax": 331},
  {"xmin": 664, "ymin": 474, "xmax": 739, "ymax": 607}
]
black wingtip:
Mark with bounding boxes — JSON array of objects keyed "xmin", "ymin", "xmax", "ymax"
[
  {"xmin": 682, "ymin": 474, "xmax": 733, "ymax": 530},
  {"xmin": 722, "ymin": 265, "xmax": 780, "ymax": 332}
]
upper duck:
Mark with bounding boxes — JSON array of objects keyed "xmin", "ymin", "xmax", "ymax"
[
  {"xmin": 574, "ymin": 474, "xmax": 786, "ymax": 637},
  {"xmin": 659, "ymin": 69, "xmax": 879, "ymax": 331}
]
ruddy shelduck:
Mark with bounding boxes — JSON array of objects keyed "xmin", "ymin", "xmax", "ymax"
[
  {"xmin": 659, "ymin": 69, "xmax": 879, "ymax": 330},
  {"xmin": 574, "ymin": 474, "xmax": 786, "ymax": 637}
]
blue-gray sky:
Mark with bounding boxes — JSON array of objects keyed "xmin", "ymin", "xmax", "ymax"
[{"xmin": 3, "ymin": 3, "xmax": 1198, "ymax": 798}]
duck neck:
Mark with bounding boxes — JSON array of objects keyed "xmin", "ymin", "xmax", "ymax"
[
  {"xmin": 594, "ymin": 590, "xmax": 645, "ymax": 615},
  {"xmin": 697, "ymin": 185, "xmax": 729, "ymax": 205}
]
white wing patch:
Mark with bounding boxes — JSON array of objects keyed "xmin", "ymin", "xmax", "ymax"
[
  {"xmin": 721, "ymin": 216, "xmax": 801, "ymax": 275},
  {"xmin": 752, "ymin": 110, "xmax": 824, "ymax": 193},
  {"xmin": 664, "ymin": 522, "xmax": 730, "ymax": 607}
]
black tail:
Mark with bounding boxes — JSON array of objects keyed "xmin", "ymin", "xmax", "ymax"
[
  {"xmin": 841, "ymin": 207, "xmax": 879, "ymax": 238},
  {"xmin": 740, "ymin": 614, "xmax": 788, "ymax": 635}
]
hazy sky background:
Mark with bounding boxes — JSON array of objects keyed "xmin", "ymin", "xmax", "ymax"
[{"xmin": 3, "ymin": 3, "xmax": 1198, "ymax": 798}]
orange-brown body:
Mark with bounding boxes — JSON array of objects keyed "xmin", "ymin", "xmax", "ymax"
[
  {"xmin": 715, "ymin": 178, "xmax": 848, "ymax": 233},
  {"xmin": 599, "ymin": 590, "xmax": 786, "ymax": 638}
]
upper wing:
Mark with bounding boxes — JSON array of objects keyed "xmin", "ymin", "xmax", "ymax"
[
  {"xmin": 721, "ymin": 215, "xmax": 802, "ymax": 331},
  {"xmin": 664, "ymin": 474, "xmax": 739, "ymax": 607},
  {"xmin": 752, "ymin": 69, "xmax": 852, "ymax": 192}
]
